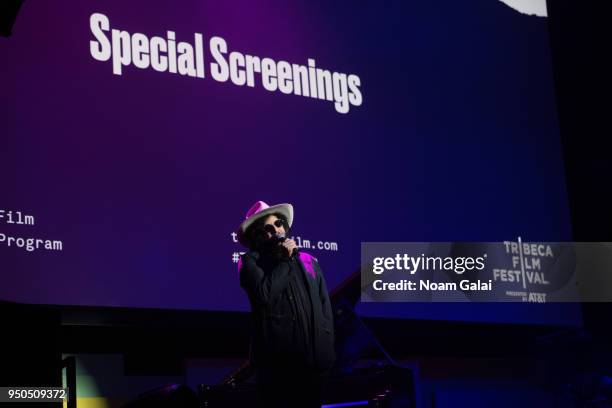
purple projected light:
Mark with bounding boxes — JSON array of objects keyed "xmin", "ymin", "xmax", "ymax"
[{"xmin": 0, "ymin": 0, "xmax": 577, "ymax": 326}]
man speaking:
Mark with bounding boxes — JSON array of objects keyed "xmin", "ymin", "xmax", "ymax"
[{"xmin": 236, "ymin": 201, "xmax": 335, "ymax": 408}]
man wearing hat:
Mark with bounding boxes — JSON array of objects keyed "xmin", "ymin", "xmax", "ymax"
[{"xmin": 236, "ymin": 201, "xmax": 335, "ymax": 408}]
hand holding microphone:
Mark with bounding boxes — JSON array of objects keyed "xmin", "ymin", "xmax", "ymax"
[{"xmin": 274, "ymin": 233, "xmax": 299, "ymax": 258}]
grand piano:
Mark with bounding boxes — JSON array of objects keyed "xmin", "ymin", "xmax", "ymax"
[{"xmin": 199, "ymin": 269, "xmax": 416, "ymax": 407}]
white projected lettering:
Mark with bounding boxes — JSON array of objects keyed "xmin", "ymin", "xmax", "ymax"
[
  {"xmin": 89, "ymin": 12, "xmax": 363, "ymax": 114},
  {"xmin": 89, "ymin": 13, "xmax": 204, "ymax": 77},
  {"xmin": 0, "ymin": 209, "xmax": 64, "ymax": 253}
]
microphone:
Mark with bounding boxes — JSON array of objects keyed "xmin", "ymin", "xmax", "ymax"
[{"xmin": 274, "ymin": 233, "xmax": 298, "ymax": 257}]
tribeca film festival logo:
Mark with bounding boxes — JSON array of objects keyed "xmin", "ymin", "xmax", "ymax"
[{"xmin": 494, "ymin": 237, "xmax": 552, "ymax": 303}]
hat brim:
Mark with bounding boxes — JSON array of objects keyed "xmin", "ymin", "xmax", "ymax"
[{"xmin": 237, "ymin": 203, "xmax": 293, "ymax": 247}]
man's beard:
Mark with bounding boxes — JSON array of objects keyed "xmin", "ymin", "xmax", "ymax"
[
  {"xmin": 254, "ymin": 235, "xmax": 289, "ymax": 260},
  {"xmin": 269, "ymin": 243, "xmax": 289, "ymax": 260}
]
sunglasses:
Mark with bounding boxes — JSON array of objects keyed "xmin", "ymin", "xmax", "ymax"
[{"xmin": 262, "ymin": 219, "xmax": 286, "ymax": 234}]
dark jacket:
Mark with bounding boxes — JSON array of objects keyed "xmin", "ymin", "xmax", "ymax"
[{"xmin": 239, "ymin": 250, "xmax": 335, "ymax": 371}]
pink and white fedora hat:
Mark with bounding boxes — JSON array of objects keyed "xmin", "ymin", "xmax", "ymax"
[{"xmin": 237, "ymin": 201, "xmax": 294, "ymax": 246}]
